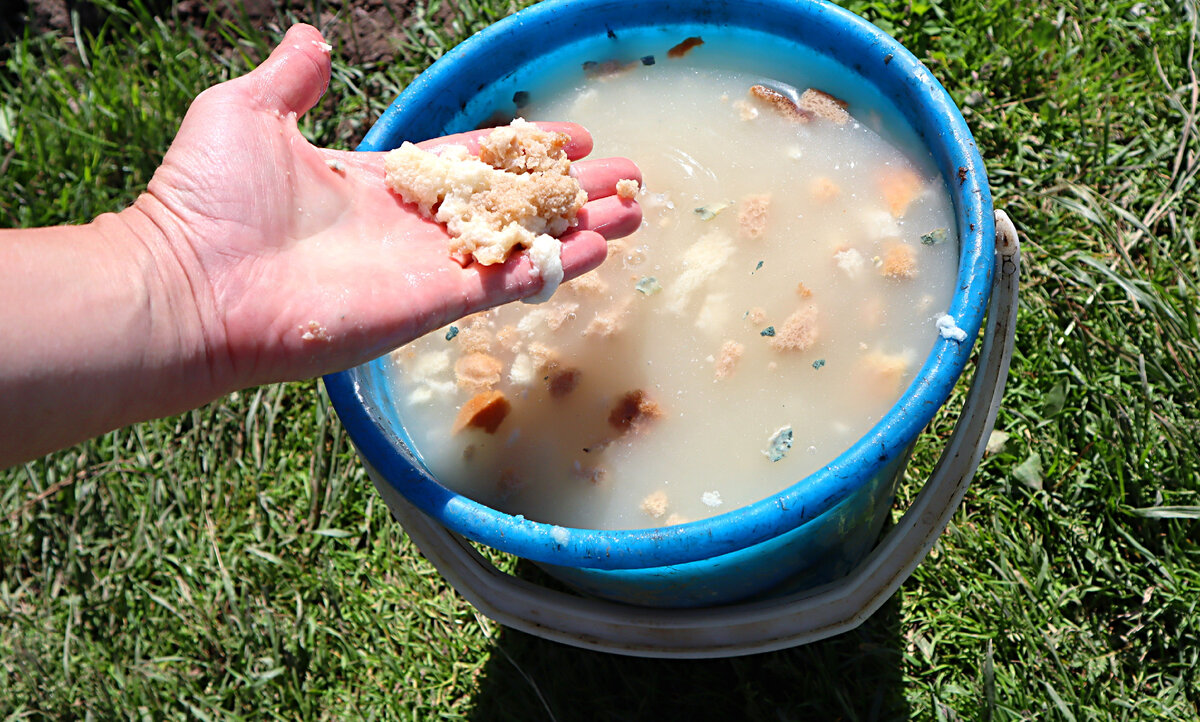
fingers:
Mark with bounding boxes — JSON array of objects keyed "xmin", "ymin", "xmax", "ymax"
[
  {"xmin": 467, "ymin": 230, "xmax": 609, "ymax": 309},
  {"xmin": 246, "ymin": 24, "xmax": 332, "ymax": 117},
  {"xmin": 571, "ymin": 157, "xmax": 642, "ymax": 199},
  {"xmin": 417, "ymin": 122, "xmax": 594, "ymax": 160},
  {"xmin": 576, "ymin": 195, "xmax": 643, "ymax": 239}
]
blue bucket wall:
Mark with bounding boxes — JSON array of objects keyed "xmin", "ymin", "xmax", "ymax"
[{"xmin": 324, "ymin": 0, "xmax": 994, "ymax": 608}]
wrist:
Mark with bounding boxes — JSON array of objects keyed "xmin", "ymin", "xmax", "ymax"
[{"xmin": 108, "ymin": 196, "xmax": 233, "ymax": 406}]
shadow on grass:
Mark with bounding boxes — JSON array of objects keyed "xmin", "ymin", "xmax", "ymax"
[{"xmin": 464, "ymin": 562, "xmax": 908, "ymax": 721}]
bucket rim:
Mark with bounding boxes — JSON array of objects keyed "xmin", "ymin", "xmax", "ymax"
[{"xmin": 324, "ymin": 0, "xmax": 995, "ymax": 571}]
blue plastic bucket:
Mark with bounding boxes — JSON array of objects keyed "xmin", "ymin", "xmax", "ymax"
[{"xmin": 325, "ymin": 0, "xmax": 994, "ymax": 608}]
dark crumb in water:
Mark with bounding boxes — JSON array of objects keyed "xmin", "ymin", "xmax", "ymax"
[
  {"xmin": 667, "ymin": 36, "xmax": 704, "ymax": 58},
  {"xmin": 445, "ymin": 325, "xmax": 459, "ymax": 341},
  {"xmin": 812, "ymin": 359, "xmax": 826, "ymax": 370},
  {"xmin": 512, "ymin": 90, "xmax": 530, "ymax": 108},
  {"xmin": 582, "ymin": 58, "xmax": 637, "ymax": 78},
  {"xmin": 641, "ymin": 55, "xmax": 656, "ymax": 65},
  {"xmin": 761, "ymin": 326, "xmax": 776, "ymax": 337},
  {"xmin": 547, "ymin": 368, "xmax": 582, "ymax": 398},
  {"xmin": 608, "ymin": 390, "xmax": 663, "ymax": 432},
  {"xmin": 607, "ymin": 26, "xmax": 617, "ymax": 39}
]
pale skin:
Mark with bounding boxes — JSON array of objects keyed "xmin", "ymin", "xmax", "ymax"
[{"xmin": 0, "ymin": 24, "xmax": 642, "ymax": 468}]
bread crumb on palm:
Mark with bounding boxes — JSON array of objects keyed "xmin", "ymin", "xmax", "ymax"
[
  {"xmin": 616, "ymin": 178, "xmax": 640, "ymax": 199},
  {"xmin": 383, "ymin": 118, "xmax": 587, "ymax": 267},
  {"xmin": 299, "ymin": 321, "xmax": 331, "ymax": 342}
]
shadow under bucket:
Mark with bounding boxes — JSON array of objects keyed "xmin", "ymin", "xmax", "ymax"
[{"xmin": 325, "ymin": 0, "xmax": 1017, "ymax": 656}]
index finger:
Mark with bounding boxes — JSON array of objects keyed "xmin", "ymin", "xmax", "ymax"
[{"xmin": 416, "ymin": 122, "xmax": 594, "ymax": 160}]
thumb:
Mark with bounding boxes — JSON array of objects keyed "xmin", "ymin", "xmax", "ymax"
[{"xmin": 244, "ymin": 24, "xmax": 332, "ymax": 117}]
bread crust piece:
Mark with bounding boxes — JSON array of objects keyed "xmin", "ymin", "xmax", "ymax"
[
  {"xmin": 452, "ymin": 390, "xmax": 512, "ymax": 434},
  {"xmin": 383, "ymin": 119, "xmax": 588, "ymax": 267}
]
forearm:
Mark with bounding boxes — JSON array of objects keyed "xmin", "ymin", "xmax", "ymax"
[{"xmin": 0, "ymin": 204, "xmax": 215, "ymax": 467}]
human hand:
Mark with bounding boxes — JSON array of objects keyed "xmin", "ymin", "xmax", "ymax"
[{"xmin": 135, "ymin": 23, "xmax": 641, "ymax": 394}]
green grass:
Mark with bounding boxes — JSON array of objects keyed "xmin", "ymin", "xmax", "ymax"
[{"xmin": 2, "ymin": 0, "xmax": 1199, "ymax": 718}]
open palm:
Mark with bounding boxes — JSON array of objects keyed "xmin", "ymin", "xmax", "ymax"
[{"xmin": 144, "ymin": 24, "xmax": 641, "ymax": 390}]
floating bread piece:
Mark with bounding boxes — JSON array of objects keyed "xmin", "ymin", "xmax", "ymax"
[
  {"xmin": 733, "ymin": 98, "xmax": 760, "ymax": 121},
  {"xmin": 798, "ymin": 88, "xmax": 851, "ymax": 125},
  {"xmin": 527, "ymin": 342, "xmax": 561, "ymax": 373},
  {"xmin": 608, "ymin": 390, "xmax": 664, "ymax": 432},
  {"xmin": 664, "ymin": 230, "xmax": 735, "ymax": 314},
  {"xmin": 455, "ymin": 352, "xmax": 503, "ymax": 391},
  {"xmin": 584, "ymin": 300, "xmax": 630, "ymax": 338},
  {"xmin": 768, "ymin": 306, "xmax": 819, "ymax": 352},
  {"xmin": 616, "ymin": 178, "xmax": 640, "ymax": 199},
  {"xmin": 745, "ymin": 306, "xmax": 767, "ymax": 325},
  {"xmin": 796, "ymin": 281, "xmax": 813, "ymax": 298},
  {"xmin": 748, "ymin": 84, "xmax": 808, "ymax": 122},
  {"xmin": 456, "ymin": 318, "xmax": 494, "ymax": 354},
  {"xmin": 877, "ymin": 166, "xmax": 924, "ymax": 218},
  {"xmin": 496, "ymin": 325, "xmax": 522, "ymax": 353},
  {"xmin": 860, "ymin": 350, "xmax": 913, "ymax": 396},
  {"xmin": 810, "ymin": 176, "xmax": 841, "ymax": 202},
  {"xmin": 547, "ymin": 368, "xmax": 582, "ymax": 398},
  {"xmin": 738, "ymin": 194, "xmax": 771, "ymax": 239},
  {"xmin": 640, "ymin": 490, "xmax": 669, "ymax": 519},
  {"xmin": 561, "ymin": 270, "xmax": 609, "ymax": 297},
  {"xmin": 834, "ymin": 248, "xmax": 866, "ymax": 278},
  {"xmin": 667, "ymin": 36, "xmax": 704, "ymax": 58},
  {"xmin": 582, "ymin": 58, "xmax": 639, "ymax": 79},
  {"xmin": 544, "ymin": 302, "xmax": 579, "ymax": 331},
  {"xmin": 714, "ymin": 340, "xmax": 745, "ymax": 380},
  {"xmin": 881, "ymin": 243, "xmax": 918, "ymax": 280},
  {"xmin": 383, "ymin": 119, "xmax": 587, "ymax": 267},
  {"xmin": 452, "ymin": 390, "xmax": 512, "ymax": 434},
  {"xmin": 695, "ymin": 293, "xmax": 731, "ymax": 335}
]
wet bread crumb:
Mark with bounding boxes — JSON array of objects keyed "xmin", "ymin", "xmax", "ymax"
[
  {"xmin": 738, "ymin": 194, "xmax": 771, "ymax": 240},
  {"xmin": 452, "ymin": 390, "xmax": 512, "ymax": 434},
  {"xmin": 878, "ymin": 166, "xmax": 924, "ymax": 217},
  {"xmin": 383, "ymin": 119, "xmax": 587, "ymax": 267},
  {"xmin": 547, "ymin": 368, "xmax": 582, "ymax": 398},
  {"xmin": 881, "ymin": 243, "xmax": 918, "ymax": 280},
  {"xmin": 667, "ymin": 36, "xmax": 704, "ymax": 58},
  {"xmin": 608, "ymin": 390, "xmax": 663, "ymax": 432},
  {"xmin": 798, "ymin": 89, "xmax": 851, "ymax": 125},
  {"xmin": 768, "ymin": 306, "xmax": 819, "ymax": 352},
  {"xmin": 714, "ymin": 340, "xmax": 745, "ymax": 380},
  {"xmin": 455, "ymin": 352, "xmax": 503, "ymax": 391},
  {"xmin": 616, "ymin": 178, "xmax": 640, "ymax": 199}
]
